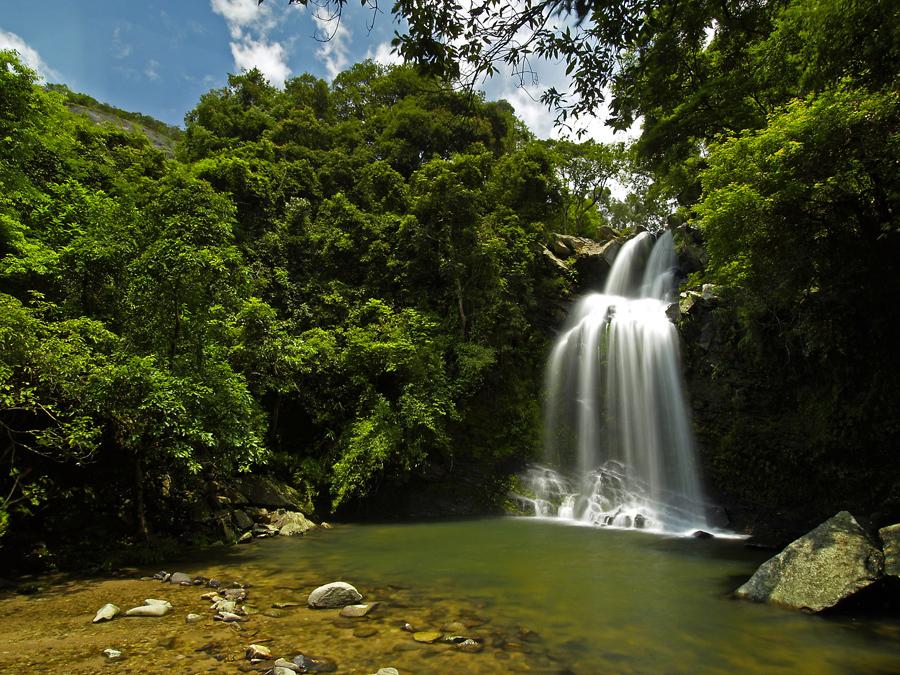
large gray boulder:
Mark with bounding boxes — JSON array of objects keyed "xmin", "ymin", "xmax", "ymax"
[
  {"xmin": 735, "ymin": 511, "xmax": 884, "ymax": 612},
  {"xmin": 307, "ymin": 581, "xmax": 362, "ymax": 609},
  {"xmin": 879, "ymin": 523, "xmax": 900, "ymax": 578},
  {"xmin": 271, "ymin": 510, "xmax": 317, "ymax": 536}
]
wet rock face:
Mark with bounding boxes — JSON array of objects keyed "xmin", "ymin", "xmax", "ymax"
[
  {"xmin": 735, "ymin": 511, "xmax": 884, "ymax": 612},
  {"xmin": 880, "ymin": 523, "xmax": 900, "ymax": 578}
]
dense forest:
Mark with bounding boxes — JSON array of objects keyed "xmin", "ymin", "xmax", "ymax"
[{"xmin": 1, "ymin": 0, "xmax": 898, "ymax": 567}]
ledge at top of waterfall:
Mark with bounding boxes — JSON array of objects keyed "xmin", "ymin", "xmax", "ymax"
[{"xmin": 536, "ymin": 231, "xmax": 712, "ymax": 534}]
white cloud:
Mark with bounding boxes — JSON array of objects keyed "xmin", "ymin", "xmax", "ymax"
[
  {"xmin": 230, "ymin": 37, "xmax": 290, "ymax": 87},
  {"xmin": 112, "ymin": 26, "xmax": 132, "ymax": 59},
  {"xmin": 0, "ymin": 27, "xmax": 60, "ymax": 81},
  {"xmin": 312, "ymin": 12, "xmax": 351, "ymax": 80},
  {"xmin": 365, "ymin": 40, "xmax": 402, "ymax": 67},
  {"xmin": 145, "ymin": 59, "xmax": 161, "ymax": 81},
  {"xmin": 211, "ymin": 0, "xmax": 293, "ymax": 87},
  {"xmin": 210, "ymin": 0, "xmax": 277, "ymax": 40}
]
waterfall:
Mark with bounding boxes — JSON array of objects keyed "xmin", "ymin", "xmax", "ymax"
[{"xmin": 527, "ymin": 231, "xmax": 709, "ymax": 533}]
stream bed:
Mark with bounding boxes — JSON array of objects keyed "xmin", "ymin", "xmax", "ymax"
[{"xmin": 2, "ymin": 517, "xmax": 899, "ymax": 673}]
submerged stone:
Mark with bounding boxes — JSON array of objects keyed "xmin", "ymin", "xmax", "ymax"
[
  {"xmin": 340, "ymin": 602, "xmax": 378, "ymax": 618},
  {"xmin": 412, "ymin": 631, "xmax": 443, "ymax": 644},
  {"xmin": 735, "ymin": 511, "xmax": 884, "ymax": 612},
  {"xmin": 125, "ymin": 600, "xmax": 172, "ymax": 617},
  {"xmin": 291, "ymin": 653, "xmax": 338, "ymax": 672}
]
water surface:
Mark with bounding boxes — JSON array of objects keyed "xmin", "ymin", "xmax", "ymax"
[{"xmin": 223, "ymin": 517, "xmax": 900, "ymax": 673}]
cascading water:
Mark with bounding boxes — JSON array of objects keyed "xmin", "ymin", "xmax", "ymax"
[{"xmin": 519, "ymin": 231, "xmax": 709, "ymax": 533}]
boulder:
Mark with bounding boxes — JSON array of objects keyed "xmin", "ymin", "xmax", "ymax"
[
  {"xmin": 307, "ymin": 582, "xmax": 363, "ymax": 609},
  {"xmin": 233, "ymin": 509, "xmax": 254, "ymax": 531},
  {"xmin": 735, "ymin": 511, "xmax": 884, "ymax": 612},
  {"xmin": 572, "ymin": 238, "xmax": 623, "ymax": 291},
  {"xmin": 879, "ymin": 523, "xmax": 900, "ymax": 578},
  {"xmin": 272, "ymin": 510, "xmax": 317, "ymax": 536}
]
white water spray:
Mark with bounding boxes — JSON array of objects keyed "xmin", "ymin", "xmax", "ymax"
[{"xmin": 523, "ymin": 231, "xmax": 709, "ymax": 533}]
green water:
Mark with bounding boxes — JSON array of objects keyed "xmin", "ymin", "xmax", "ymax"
[{"xmin": 208, "ymin": 517, "xmax": 900, "ymax": 673}]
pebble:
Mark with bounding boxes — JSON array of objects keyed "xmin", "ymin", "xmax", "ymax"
[
  {"xmin": 246, "ymin": 644, "xmax": 272, "ymax": 660},
  {"xmin": 238, "ymin": 531, "xmax": 253, "ymax": 543},
  {"xmin": 124, "ymin": 600, "xmax": 172, "ymax": 617},
  {"xmin": 353, "ymin": 626, "xmax": 378, "ymax": 638},
  {"xmin": 272, "ymin": 602, "xmax": 301, "ymax": 609},
  {"xmin": 102, "ymin": 648, "xmax": 122, "ymax": 660},
  {"xmin": 441, "ymin": 621, "xmax": 466, "ymax": 633},
  {"xmin": 457, "ymin": 639, "xmax": 483, "ymax": 653},
  {"xmin": 292, "ymin": 654, "xmax": 338, "ymax": 672},
  {"xmin": 371, "ymin": 669, "xmax": 399, "ymax": 675},
  {"xmin": 273, "ymin": 658, "xmax": 300, "ymax": 672},
  {"xmin": 211, "ymin": 599, "xmax": 237, "ymax": 613},
  {"xmin": 412, "ymin": 631, "xmax": 442, "ymax": 644},
  {"xmin": 215, "ymin": 611, "xmax": 245, "ymax": 622},
  {"xmin": 340, "ymin": 602, "xmax": 379, "ymax": 618},
  {"xmin": 186, "ymin": 613, "xmax": 203, "ymax": 623},
  {"xmin": 92, "ymin": 603, "xmax": 120, "ymax": 623},
  {"xmin": 400, "ymin": 622, "xmax": 417, "ymax": 632}
]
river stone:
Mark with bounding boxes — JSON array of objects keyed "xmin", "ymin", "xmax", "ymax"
[
  {"xmin": 125, "ymin": 602, "xmax": 171, "ymax": 617},
  {"xmin": 170, "ymin": 572, "xmax": 191, "ymax": 585},
  {"xmin": 412, "ymin": 631, "xmax": 442, "ymax": 644},
  {"xmin": 274, "ymin": 658, "xmax": 300, "ymax": 672},
  {"xmin": 274, "ymin": 668, "xmax": 297, "ymax": 675},
  {"xmin": 215, "ymin": 611, "xmax": 245, "ymax": 622},
  {"xmin": 272, "ymin": 602, "xmax": 301, "ymax": 609},
  {"xmin": 93, "ymin": 603, "xmax": 120, "ymax": 623},
  {"xmin": 308, "ymin": 582, "xmax": 362, "ymax": 608},
  {"xmin": 457, "ymin": 638, "xmax": 483, "ymax": 653},
  {"xmin": 238, "ymin": 531, "xmax": 253, "ymax": 544},
  {"xmin": 185, "ymin": 613, "xmax": 202, "ymax": 623},
  {"xmin": 273, "ymin": 510, "xmax": 317, "ymax": 536},
  {"xmin": 735, "ymin": 511, "xmax": 884, "ymax": 612},
  {"xmin": 353, "ymin": 626, "xmax": 378, "ymax": 638},
  {"xmin": 879, "ymin": 523, "xmax": 900, "ymax": 578},
  {"xmin": 102, "ymin": 648, "xmax": 122, "ymax": 660},
  {"xmin": 292, "ymin": 654, "xmax": 338, "ymax": 672},
  {"xmin": 372, "ymin": 670, "xmax": 399, "ymax": 675},
  {"xmin": 246, "ymin": 643, "xmax": 272, "ymax": 660},
  {"xmin": 340, "ymin": 602, "xmax": 378, "ymax": 618}
]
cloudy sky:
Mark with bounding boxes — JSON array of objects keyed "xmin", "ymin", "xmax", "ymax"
[{"xmin": 1, "ymin": 0, "xmax": 630, "ymax": 142}]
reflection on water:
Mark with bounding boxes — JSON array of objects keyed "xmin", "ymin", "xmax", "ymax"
[{"xmin": 212, "ymin": 518, "xmax": 900, "ymax": 673}]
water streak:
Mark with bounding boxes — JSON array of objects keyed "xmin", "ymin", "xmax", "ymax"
[{"xmin": 528, "ymin": 231, "xmax": 708, "ymax": 533}]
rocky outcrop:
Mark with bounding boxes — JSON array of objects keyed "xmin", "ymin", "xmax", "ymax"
[
  {"xmin": 735, "ymin": 511, "xmax": 884, "ymax": 612},
  {"xmin": 543, "ymin": 231, "xmax": 626, "ymax": 291},
  {"xmin": 880, "ymin": 523, "xmax": 900, "ymax": 578},
  {"xmin": 233, "ymin": 476, "xmax": 303, "ymax": 510}
]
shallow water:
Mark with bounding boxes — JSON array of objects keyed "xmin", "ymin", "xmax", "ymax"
[{"xmin": 2, "ymin": 518, "xmax": 899, "ymax": 673}]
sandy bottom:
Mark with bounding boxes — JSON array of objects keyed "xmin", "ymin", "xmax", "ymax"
[{"xmin": 0, "ymin": 562, "xmax": 562, "ymax": 674}]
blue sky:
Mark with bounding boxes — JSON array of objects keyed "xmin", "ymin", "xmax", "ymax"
[{"xmin": 1, "ymin": 0, "xmax": 629, "ymax": 141}]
